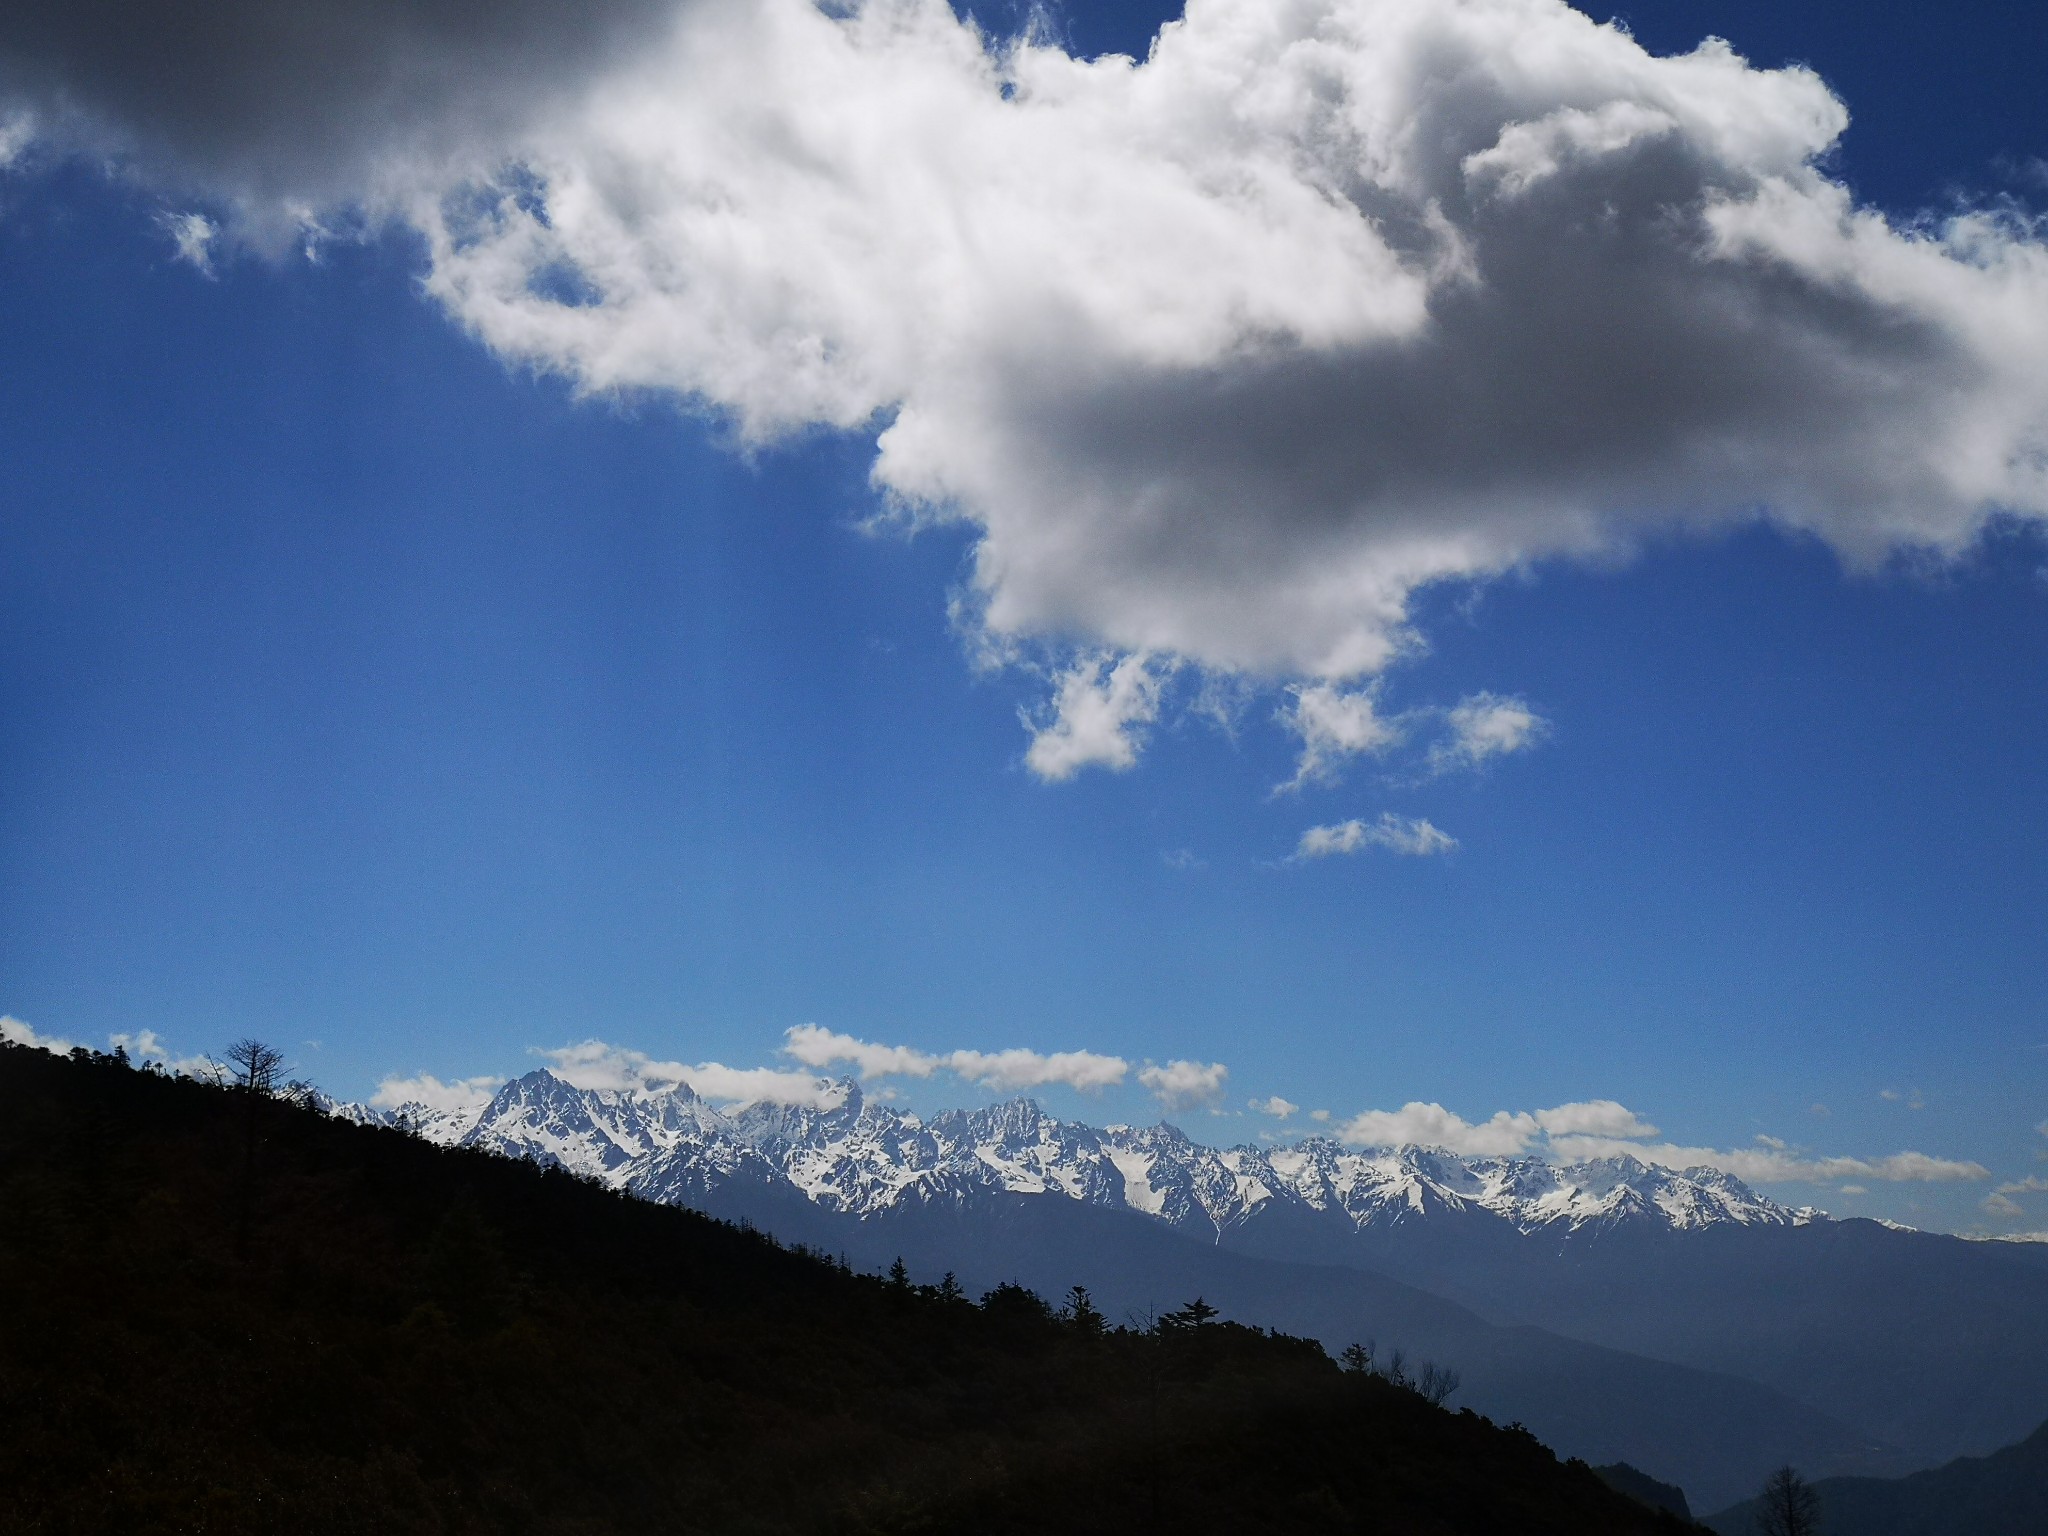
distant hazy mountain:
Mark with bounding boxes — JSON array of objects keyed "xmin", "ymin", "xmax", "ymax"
[
  {"xmin": 1703, "ymin": 1419, "xmax": 2048, "ymax": 1536},
  {"xmin": 335, "ymin": 1069, "xmax": 2048, "ymax": 1507}
]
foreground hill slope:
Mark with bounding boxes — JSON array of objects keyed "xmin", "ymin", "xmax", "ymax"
[
  {"xmin": 341, "ymin": 1068, "xmax": 1911, "ymax": 1506},
  {"xmin": 1702, "ymin": 1420, "xmax": 2048, "ymax": 1536},
  {"xmin": 0, "ymin": 1043, "xmax": 1693, "ymax": 1536},
  {"xmin": 351, "ymin": 1067, "xmax": 2048, "ymax": 1478}
]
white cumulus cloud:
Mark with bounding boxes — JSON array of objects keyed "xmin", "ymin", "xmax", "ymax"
[
  {"xmin": 1328, "ymin": 1094, "xmax": 1982, "ymax": 1184},
  {"xmin": 11, "ymin": 0, "xmax": 2048, "ymax": 775},
  {"xmin": 1250, "ymin": 1095, "xmax": 1299, "ymax": 1119},
  {"xmin": 539, "ymin": 1039, "xmax": 844, "ymax": 1107},
  {"xmin": 1336, "ymin": 1101, "xmax": 1541, "ymax": 1156},
  {"xmin": 1294, "ymin": 813, "xmax": 1458, "ymax": 859},
  {"xmin": 1531, "ymin": 1099, "xmax": 1659, "ymax": 1139},
  {"xmin": 371, "ymin": 1072, "xmax": 505, "ymax": 1114},
  {"xmin": 1548, "ymin": 1134, "xmax": 1990, "ymax": 1185},
  {"xmin": 780, "ymin": 1023, "xmax": 1130, "ymax": 1094},
  {"xmin": 1140, "ymin": 1058, "xmax": 1229, "ymax": 1110},
  {"xmin": 1, "ymin": 1014, "xmax": 74, "ymax": 1054},
  {"xmin": 1280, "ymin": 683, "xmax": 1401, "ymax": 789},
  {"xmin": 1430, "ymin": 692, "xmax": 1549, "ymax": 773},
  {"xmin": 782, "ymin": 1023, "xmax": 944, "ymax": 1079},
  {"xmin": 948, "ymin": 1048, "xmax": 1132, "ymax": 1094},
  {"xmin": 1022, "ymin": 653, "xmax": 1169, "ymax": 781}
]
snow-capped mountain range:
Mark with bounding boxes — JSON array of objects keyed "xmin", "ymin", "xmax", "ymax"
[{"xmin": 333, "ymin": 1068, "xmax": 1809, "ymax": 1240}]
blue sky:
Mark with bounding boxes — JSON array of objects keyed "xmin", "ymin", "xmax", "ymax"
[{"xmin": 2, "ymin": 0, "xmax": 2045, "ymax": 1232}]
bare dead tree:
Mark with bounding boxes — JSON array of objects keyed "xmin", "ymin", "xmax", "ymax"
[
  {"xmin": 1754, "ymin": 1465, "xmax": 1822, "ymax": 1536},
  {"xmin": 224, "ymin": 1039, "xmax": 285, "ymax": 1097},
  {"xmin": 1415, "ymin": 1361, "xmax": 1461, "ymax": 1407},
  {"xmin": 223, "ymin": 1039, "xmax": 286, "ymax": 1258},
  {"xmin": 1381, "ymin": 1348, "xmax": 1410, "ymax": 1390}
]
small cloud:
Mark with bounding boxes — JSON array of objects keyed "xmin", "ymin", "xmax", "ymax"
[
  {"xmin": 539, "ymin": 1039, "xmax": 841, "ymax": 1107},
  {"xmin": 1309, "ymin": 1109, "xmax": 1331, "ymax": 1123},
  {"xmin": 1533, "ymin": 1100, "xmax": 1658, "ymax": 1139},
  {"xmin": 1427, "ymin": 692, "xmax": 1549, "ymax": 775},
  {"xmin": 783, "ymin": 1023, "xmax": 943, "ymax": 1080},
  {"xmin": 1809, "ymin": 1103, "xmax": 1831, "ymax": 1117},
  {"xmin": 1338, "ymin": 1101, "xmax": 1541, "ymax": 1157},
  {"xmin": 108, "ymin": 1028, "xmax": 167, "ymax": 1061},
  {"xmin": 1161, "ymin": 848, "xmax": 1205, "ymax": 871},
  {"xmin": 947, "ymin": 1047, "xmax": 1129, "ymax": 1094},
  {"xmin": 1984, "ymin": 1192, "xmax": 2026, "ymax": 1219},
  {"xmin": 1755, "ymin": 1133, "xmax": 1788, "ymax": 1150},
  {"xmin": 1880, "ymin": 1087, "xmax": 1927, "ymax": 1110},
  {"xmin": 1548, "ymin": 1133, "xmax": 1989, "ymax": 1186},
  {"xmin": 1279, "ymin": 683, "xmax": 1400, "ymax": 790},
  {"xmin": 106, "ymin": 1028, "xmax": 214, "ymax": 1077},
  {"xmin": 157, "ymin": 210, "xmax": 218, "ymax": 276},
  {"xmin": 781, "ymin": 1024, "xmax": 1129, "ymax": 1094},
  {"xmin": 1993, "ymin": 1175, "xmax": 2048, "ymax": 1197},
  {"xmin": 1249, "ymin": 1095, "xmax": 1298, "ymax": 1119},
  {"xmin": 2, "ymin": 1014, "xmax": 74, "ymax": 1055},
  {"xmin": 371, "ymin": 1073, "xmax": 503, "ymax": 1115},
  {"xmin": 1023, "ymin": 652, "xmax": 1169, "ymax": 781},
  {"xmin": 0, "ymin": 113, "xmax": 32, "ymax": 170},
  {"xmin": 1140, "ymin": 1059, "xmax": 1229, "ymax": 1111},
  {"xmin": 1293, "ymin": 813, "xmax": 1457, "ymax": 860},
  {"xmin": 1838, "ymin": 1184, "xmax": 1866, "ymax": 1195}
]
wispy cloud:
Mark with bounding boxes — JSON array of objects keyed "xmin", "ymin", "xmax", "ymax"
[
  {"xmin": 1279, "ymin": 683, "xmax": 1401, "ymax": 790},
  {"xmin": 371, "ymin": 1072, "xmax": 504, "ymax": 1114},
  {"xmin": 1550, "ymin": 1134, "xmax": 1989, "ymax": 1186},
  {"xmin": 0, "ymin": 112, "xmax": 31, "ymax": 169},
  {"xmin": 1293, "ymin": 813, "xmax": 1457, "ymax": 860},
  {"xmin": 538, "ymin": 1039, "xmax": 843, "ymax": 1108},
  {"xmin": 1985, "ymin": 1173, "xmax": 2048, "ymax": 1219},
  {"xmin": 781, "ymin": 1023, "xmax": 1130, "ymax": 1094},
  {"xmin": 156, "ymin": 210, "xmax": 218, "ymax": 275},
  {"xmin": 1330, "ymin": 1087, "xmax": 1985, "ymax": 1185},
  {"xmin": 950, "ymin": 1048, "xmax": 1132, "ymax": 1094},
  {"xmin": 1427, "ymin": 693, "xmax": 1550, "ymax": 774}
]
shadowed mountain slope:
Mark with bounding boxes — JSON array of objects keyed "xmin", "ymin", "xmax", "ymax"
[{"xmin": 1703, "ymin": 1420, "xmax": 2048, "ymax": 1536}]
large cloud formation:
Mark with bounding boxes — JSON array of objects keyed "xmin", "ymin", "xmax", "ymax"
[{"xmin": 7, "ymin": 0, "xmax": 2047, "ymax": 773}]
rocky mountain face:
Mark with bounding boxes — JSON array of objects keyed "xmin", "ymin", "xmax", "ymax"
[{"xmin": 343, "ymin": 1069, "xmax": 1802, "ymax": 1243}]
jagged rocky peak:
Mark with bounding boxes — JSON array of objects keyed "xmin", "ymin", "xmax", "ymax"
[
  {"xmin": 730, "ymin": 1077, "xmax": 861, "ymax": 1148},
  {"xmin": 327, "ymin": 1070, "xmax": 1804, "ymax": 1238}
]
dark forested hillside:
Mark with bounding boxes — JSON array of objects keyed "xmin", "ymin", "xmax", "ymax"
[{"xmin": 0, "ymin": 1042, "xmax": 1696, "ymax": 1535}]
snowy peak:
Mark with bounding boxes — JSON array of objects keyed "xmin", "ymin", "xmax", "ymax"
[{"xmin": 327, "ymin": 1076, "xmax": 1803, "ymax": 1240}]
